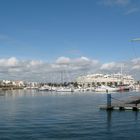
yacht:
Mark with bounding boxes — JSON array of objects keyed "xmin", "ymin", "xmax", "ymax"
[
  {"xmin": 38, "ymin": 85, "xmax": 51, "ymax": 91},
  {"xmin": 95, "ymin": 85, "xmax": 119, "ymax": 92},
  {"xmin": 56, "ymin": 87, "xmax": 74, "ymax": 92}
]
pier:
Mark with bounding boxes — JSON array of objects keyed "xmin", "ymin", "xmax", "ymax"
[
  {"xmin": 100, "ymin": 91, "xmax": 140, "ymax": 111},
  {"xmin": 100, "ymin": 104, "xmax": 140, "ymax": 111}
]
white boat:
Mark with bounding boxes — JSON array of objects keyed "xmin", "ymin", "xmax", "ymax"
[
  {"xmin": 56, "ymin": 87, "xmax": 74, "ymax": 92},
  {"xmin": 117, "ymin": 85, "xmax": 131, "ymax": 92},
  {"xmin": 24, "ymin": 86, "xmax": 39, "ymax": 90},
  {"xmin": 95, "ymin": 85, "xmax": 119, "ymax": 92},
  {"xmin": 73, "ymin": 88, "xmax": 81, "ymax": 92},
  {"xmin": 38, "ymin": 85, "xmax": 51, "ymax": 91}
]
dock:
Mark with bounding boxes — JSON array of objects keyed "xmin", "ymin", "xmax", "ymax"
[
  {"xmin": 99, "ymin": 92, "xmax": 140, "ymax": 111},
  {"xmin": 100, "ymin": 104, "xmax": 140, "ymax": 111}
]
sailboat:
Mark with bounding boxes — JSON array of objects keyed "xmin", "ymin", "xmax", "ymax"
[{"xmin": 55, "ymin": 71, "xmax": 74, "ymax": 92}]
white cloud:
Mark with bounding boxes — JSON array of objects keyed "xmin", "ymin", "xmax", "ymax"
[
  {"xmin": 131, "ymin": 58, "xmax": 140, "ymax": 70},
  {"xmin": 99, "ymin": 0, "xmax": 131, "ymax": 6},
  {"xmin": 73, "ymin": 57, "xmax": 90, "ymax": 65},
  {"xmin": 0, "ymin": 57, "xmax": 18, "ymax": 67},
  {"xmin": 115, "ymin": 0, "xmax": 130, "ymax": 5},
  {"xmin": 56, "ymin": 57, "xmax": 71, "ymax": 64},
  {"xmin": 0, "ymin": 56, "xmax": 100, "ymax": 82},
  {"xmin": 132, "ymin": 65, "xmax": 140, "ymax": 70},
  {"xmin": 0, "ymin": 57, "xmax": 140, "ymax": 81},
  {"xmin": 100, "ymin": 62, "xmax": 121, "ymax": 70},
  {"xmin": 30, "ymin": 60, "xmax": 42, "ymax": 66},
  {"xmin": 80, "ymin": 56, "xmax": 89, "ymax": 61},
  {"xmin": 131, "ymin": 58, "xmax": 140, "ymax": 64},
  {"xmin": 99, "ymin": 0, "xmax": 139, "ymax": 15}
]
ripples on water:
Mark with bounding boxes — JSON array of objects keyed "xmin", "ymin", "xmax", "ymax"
[{"xmin": 0, "ymin": 90, "xmax": 140, "ymax": 140}]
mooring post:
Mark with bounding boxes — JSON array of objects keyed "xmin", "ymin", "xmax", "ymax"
[{"xmin": 106, "ymin": 89, "xmax": 111, "ymax": 108}]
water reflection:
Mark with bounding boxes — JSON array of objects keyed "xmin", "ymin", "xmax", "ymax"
[
  {"xmin": 0, "ymin": 90, "xmax": 96, "ymax": 98},
  {"xmin": 0, "ymin": 89, "xmax": 38, "ymax": 98},
  {"xmin": 134, "ymin": 111, "xmax": 138, "ymax": 121},
  {"xmin": 106, "ymin": 110, "xmax": 112, "ymax": 131},
  {"xmin": 106, "ymin": 109, "xmax": 139, "ymax": 132},
  {"xmin": 0, "ymin": 90, "xmax": 140, "ymax": 139}
]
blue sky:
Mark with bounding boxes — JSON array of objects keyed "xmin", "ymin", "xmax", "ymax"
[
  {"xmin": 1, "ymin": 0, "xmax": 140, "ymax": 81},
  {"xmin": 0, "ymin": 0, "xmax": 140, "ymax": 62}
]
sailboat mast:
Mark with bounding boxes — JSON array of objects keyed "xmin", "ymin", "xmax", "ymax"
[{"xmin": 121, "ymin": 63, "xmax": 123, "ymax": 76}]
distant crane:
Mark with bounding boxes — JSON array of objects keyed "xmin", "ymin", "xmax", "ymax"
[{"xmin": 131, "ymin": 38, "xmax": 140, "ymax": 42}]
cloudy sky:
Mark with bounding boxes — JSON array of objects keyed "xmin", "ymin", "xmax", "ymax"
[{"xmin": 0, "ymin": 0, "xmax": 140, "ymax": 82}]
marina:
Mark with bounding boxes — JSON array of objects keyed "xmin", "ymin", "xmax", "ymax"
[
  {"xmin": 0, "ymin": 72, "xmax": 139, "ymax": 94},
  {"xmin": 1, "ymin": 0, "xmax": 140, "ymax": 139}
]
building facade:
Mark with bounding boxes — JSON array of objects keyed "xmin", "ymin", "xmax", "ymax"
[{"xmin": 76, "ymin": 73, "xmax": 135, "ymax": 87}]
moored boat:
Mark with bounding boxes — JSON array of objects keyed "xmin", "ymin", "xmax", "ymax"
[
  {"xmin": 56, "ymin": 87, "xmax": 74, "ymax": 92},
  {"xmin": 95, "ymin": 85, "xmax": 119, "ymax": 92}
]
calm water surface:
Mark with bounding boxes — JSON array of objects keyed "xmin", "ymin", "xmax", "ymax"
[{"xmin": 0, "ymin": 90, "xmax": 140, "ymax": 140}]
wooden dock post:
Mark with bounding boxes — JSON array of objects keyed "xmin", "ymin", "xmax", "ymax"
[{"xmin": 106, "ymin": 90, "xmax": 113, "ymax": 110}]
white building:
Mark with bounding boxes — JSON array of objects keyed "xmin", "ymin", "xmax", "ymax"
[
  {"xmin": 76, "ymin": 73, "xmax": 135, "ymax": 87},
  {"xmin": 2, "ymin": 80, "xmax": 12, "ymax": 85},
  {"xmin": 12, "ymin": 81, "xmax": 25, "ymax": 87}
]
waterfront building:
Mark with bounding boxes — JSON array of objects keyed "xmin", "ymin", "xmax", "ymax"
[
  {"xmin": 76, "ymin": 73, "xmax": 135, "ymax": 87},
  {"xmin": 12, "ymin": 81, "xmax": 25, "ymax": 87}
]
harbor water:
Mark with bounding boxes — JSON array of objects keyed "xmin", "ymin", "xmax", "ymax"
[{"xmin": 0, "ymin": 90, "xmax": 140, "ymax": 140}]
